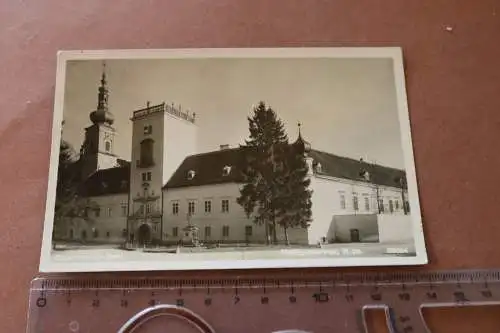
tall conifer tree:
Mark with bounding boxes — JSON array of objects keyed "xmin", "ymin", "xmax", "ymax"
[{"xmin": 237, "ymin": 101, "xmax": 289, "ymax": 244}]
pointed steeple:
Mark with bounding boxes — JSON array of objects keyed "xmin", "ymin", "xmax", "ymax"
[
  {"xmin": 90, "ymin": 61, "xmax": 114, "ymax": 125},
  {"xmin": 293, "ymin": 122, "xmax": 311, "ymax": 154},
  {"xmin": 97, "ymin": 61, "xmax": 109, "ymax": 111}
]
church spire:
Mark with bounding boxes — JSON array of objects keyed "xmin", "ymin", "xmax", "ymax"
[
  {"xmin": 97, "ymin": 61, "xmax": 109, "ymax": 111},
  {"xmin": 90, "ymin": 61, "xmax": 114, "ymax": 125},
  {"xmin": 293, "ymin": 121, "xmax": 311, "ymax": 154}
]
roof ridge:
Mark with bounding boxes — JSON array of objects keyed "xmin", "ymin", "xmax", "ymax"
[
  {"xmin": 185, "ymin": 146, "xmax": 244, "ymax": 159},
  {"xmin": 310, "ymin": 149, "xmax": 404, "ymax": 172}
]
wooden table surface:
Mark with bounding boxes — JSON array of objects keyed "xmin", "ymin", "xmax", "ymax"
[{"xmin": 1, "ymin": 1, "xmax": 499, "ymax": 332}]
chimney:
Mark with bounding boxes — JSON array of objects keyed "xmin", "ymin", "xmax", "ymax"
[{"xmin": 220, "ymin": 144, "xmax": 230, "ymax": 150}]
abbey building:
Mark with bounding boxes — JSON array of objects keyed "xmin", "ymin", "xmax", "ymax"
[{"xmin": 56, "ymin": 68, "xmax": 412, "ymax": 247}]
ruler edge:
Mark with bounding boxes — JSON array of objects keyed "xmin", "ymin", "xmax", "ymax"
[{"xmin": 29, "ymin": 269, "xmax": 500, "ymax": 291}]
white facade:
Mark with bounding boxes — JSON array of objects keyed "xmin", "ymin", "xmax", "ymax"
[
  {"xmin": 162, "ymin": 183, "xmax": 308, "ymax": 245},
  {"xmin": 80, "ymin": 123, "xmax": 120, "ymax": 180},
  {"xmin": 62, "ymin": 194, "xmax": 128, "ymax": 243},
  {"xmin": 128, "ymin": 103, "xmax": 198, "ymax": 243},
  {"xmin": 61, "ymin": 163, "xmax": 408, "ymax": 246},
  {"xmin": 308, "ymin": 174, "xmax": 408, "ymax": 245}
]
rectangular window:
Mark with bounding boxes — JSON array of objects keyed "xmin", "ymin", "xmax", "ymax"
[
  {"xmin": 121, "ymin": 204, "xmax": 127, "ymax": 216},
  {"xmin": 144, "ymin": 125, "xmax": 153, "ymax": 135},
  {"xmin": 353, "ymin": 195, "xmax": 359, "ymax": 211},
  {"xmin": 172, "ymin": 227, "xmax": 178, "ymax": 237},
  {"xmin": 395, "ymin": 200, "xmax": 400, "ymax": 210},
  {"xmin": 222, "ymin": 225, "xmax": 230, "ymax": 237},
  {"xmin": 141, "ymin": 172, "xmax": 152, "ymax": 182},
  {"xmin": 106, "ymin": 231, "xmax": 111, "ymax": 238},
  {"xmin": 389, "ymin": 200, "xmax": 394, "ymax": 213},
  {"xmin": 146, "ymin": 203, "xmax": 152, "ymax": 214},
  {"xmin": 139, "ymin": 204, "xmax": 144, "ymax": 215},
  {"xmin": 204, "ymin": 200, "xmax": 212, "ymax": 213},
  {"xmin": 364, "ymin": 197, "xmax": 370, "ymax": 211},
  {"xmin": 221, "ymin": 199, "xmax": 229, "ymax": 213},
  {"xmin": 340, "ymin": 193, "xmax": 346, "ymax": 209},
  {"xmin": 205, "ymin": 226, "xmax": 211, "ymax": 238},
  {"xmin": 95, "ymin": 208, "xmax": 101, "ymax": 217},
  {"xmin": 172, "ymin": 202, "xmax": 179, "ymax": 215},
  {"xmin": 245, "ymin": 225, "xmax": 253, "ymax": 236},
  {"xmin": 188, "ymin": 201, "xmax": 195, "ymax": 215},
  {"xmin": 106, "ymin": 207, "xmax": 112, "ymax": 217}
]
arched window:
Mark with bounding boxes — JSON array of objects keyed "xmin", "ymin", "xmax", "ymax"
[
  {"xmin": 104, "ymin": 141, "xmax": 111, "ymax": 152},
  {"xmin": 140, "ymin": 138, "xmax": 154, "ymax": 167},
  {"xmin": 81, "ymin": 230, "xmax": 87, "ymax": 240}
]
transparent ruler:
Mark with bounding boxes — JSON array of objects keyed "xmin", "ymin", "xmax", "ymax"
[{"xmin": 27, "ymin": 270, "xmax": 500, "ymax": 332}]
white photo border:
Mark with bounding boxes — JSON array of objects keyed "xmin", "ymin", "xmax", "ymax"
[{"xmin": 39, "ymin": 47, "xmax": 428, "ymax": 272}]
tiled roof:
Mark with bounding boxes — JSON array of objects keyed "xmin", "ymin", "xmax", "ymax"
[
  {"xmin": 80, "ymin": 165, "xmax": 130, "ymax": 197},
  {"xmin": 164, "ymin": 147, "xmax": 406, "ymax": 189},
  {"xmin": 165, "ymin": 148, "xmax": 246, "ymax": 189},
  {"xmin": 308, "ymin": 150, "xmax": 406, "ymax": 188}
]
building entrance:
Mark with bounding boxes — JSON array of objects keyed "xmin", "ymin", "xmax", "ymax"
[{"xmin": 137, "ymin": 224, "xmax": 151, "ymax": 246}]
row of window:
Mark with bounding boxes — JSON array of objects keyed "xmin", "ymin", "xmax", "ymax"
[
  {"xmin": 90, "ymin": 198, "xmax": 231, "ymax": 219},
  {"xmin": 69, "ymin": 225, "xmax": 253, "ymax": 240},
  {"xmin": 172, "ymin": 199, "xmax": 230, "ymax": 215},
  {"xmin": 339, "ymin": 193, "xmax": 409, "ymax": 213},
  {"xmin": 69, "ymin": 229, "xmax": 111, "ymax": 239},
  {"xmin": 171, "ymin": 225, "xmax": 252, "ymax": 238},
  {"xmin": 93, "ymin": 204, "xmax": 128, "ymax": 218}
]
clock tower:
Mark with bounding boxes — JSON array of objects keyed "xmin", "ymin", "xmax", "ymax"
[{"xmin": 80, "ymin": 62, "xmax": 118, "ymax": 180}]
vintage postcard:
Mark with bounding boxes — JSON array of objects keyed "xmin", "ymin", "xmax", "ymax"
[{"xmin": 39, "ymin": 48, "xmax": 427, "ymax": 272}]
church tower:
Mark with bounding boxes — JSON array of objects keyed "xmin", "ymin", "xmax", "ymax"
[
  {"xmin": 80, "ymin": 62, "xmax": 118, "ymax": 179},
  {"xmin": 127, "ymin": 102, "xmax": 198, "ymax": 244}
]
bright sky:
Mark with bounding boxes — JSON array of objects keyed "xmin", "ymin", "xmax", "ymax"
[{"xmin": 62, "ymin": 57, "xmax": 407, "ymax": 169}]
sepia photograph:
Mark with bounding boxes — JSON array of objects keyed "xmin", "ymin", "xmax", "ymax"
[{"xmin": 39, "ymin": 48, "xmax": 427, "ymax": 272}]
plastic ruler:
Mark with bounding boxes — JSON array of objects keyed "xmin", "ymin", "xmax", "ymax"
[{"xmin": 27, "ymin": 269, "xmax": 500, "ymax": 333}]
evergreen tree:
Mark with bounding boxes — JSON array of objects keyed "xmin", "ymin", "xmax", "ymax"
[
  {"xmin": 53, "ymin": 122, "xmax": 94, "ymax": 240},
  {"xmin": 237, "ymin": 101, "xmax": 289, "ymax": 245},
  {"xmin": 275, "ymin": 143, "xmax": 313, "ymax": 245}
]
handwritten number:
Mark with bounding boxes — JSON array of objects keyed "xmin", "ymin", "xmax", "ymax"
[
  {"xmin": 313, "ymin": 293, "xmax": 329, "ymax": 303},
  {"xmin": 36, "ymin": 298, "xmax": 47, "ymax": 308}
]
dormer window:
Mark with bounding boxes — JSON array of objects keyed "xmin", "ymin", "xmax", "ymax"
[
  {"xmin": 315, "ymin": 162, "xmax": 323, "ymax": 173},
  {"xmin": 359, "ymin": 169, "xmax": 370, "ymax": 181},
  {"xmin": 222, "ymin": 165, "xmax": 232, "ymax": 176},
  {"xmin": 187, "ymin": 170, "xmax": 196, "ymax": 180},
  {"xmin": 102, "ymin": 182, "xmax": 108, "ymax": 189}
]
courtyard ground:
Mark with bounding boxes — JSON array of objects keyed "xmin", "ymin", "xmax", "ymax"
[{"xmin": 51, "ymin": 241, "xmax": 416, "ymax": 263}]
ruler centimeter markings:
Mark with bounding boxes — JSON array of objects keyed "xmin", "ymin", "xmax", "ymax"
[{"xmin": 27, "ymin": 270, "xmax": 500, "ymax": 333}]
